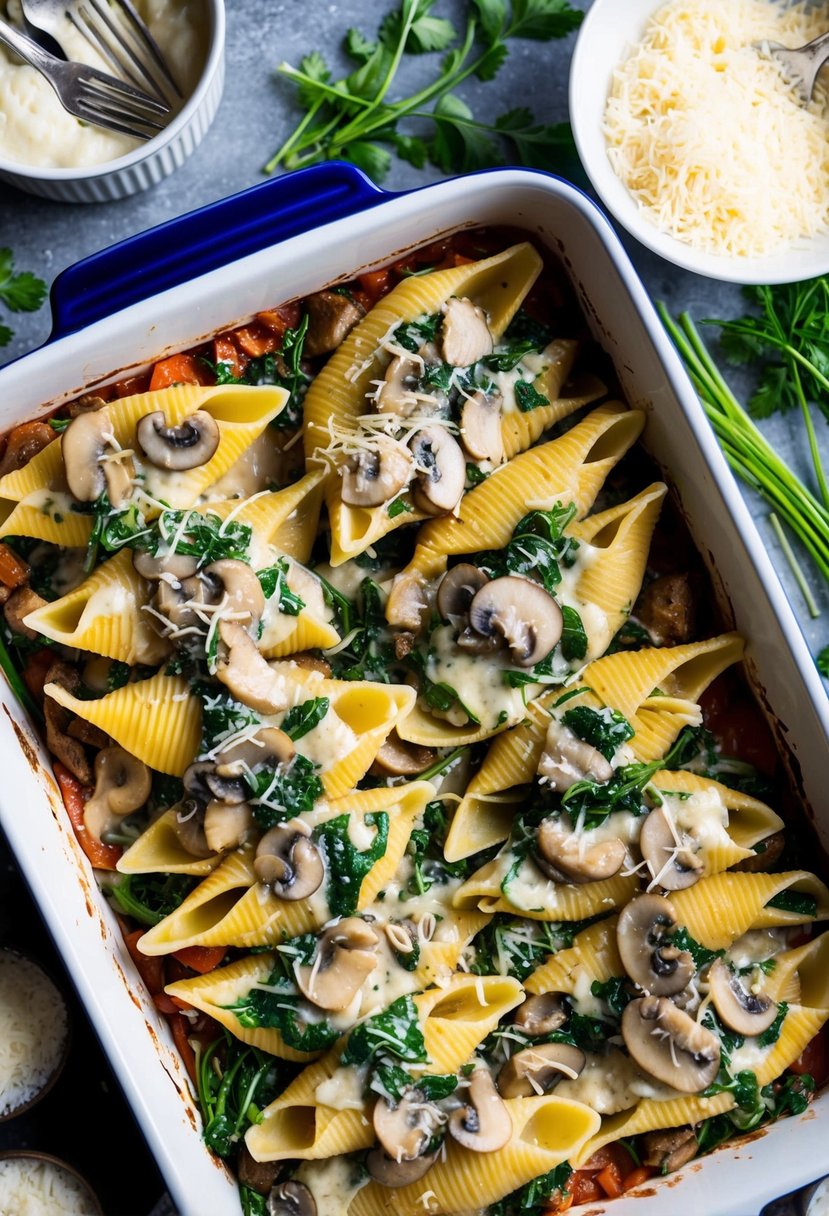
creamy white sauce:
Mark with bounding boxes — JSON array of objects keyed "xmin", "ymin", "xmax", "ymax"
[
  {"xmin": 425, "ymin": 623, "xmax": 535, "ymax": 730},
  {"xmin": 0, "ymin": 0, "xmax": 207, "ymax": 168},
  {"xmin": 315, "ymin": 1063, "xmax": 365, "ymax": 1111},
  {"xmin": 295, "ymin": 1155, "xmax": 367, "ymax": 1216},
  {"xmin": 206, "ymin": 431, "xmax": 287, "ymax": 501},
  {"xmin": 726, "ymin": 928, "xmax": 791, "ymax": 971}
]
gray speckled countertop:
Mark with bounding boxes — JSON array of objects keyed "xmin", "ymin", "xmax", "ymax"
[{"xmin": 0, "ymin": 2, "xmax": 826, "ymax": 1213}]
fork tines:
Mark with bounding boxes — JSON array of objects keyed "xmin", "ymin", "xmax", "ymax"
[
  {"xmin": 69, "ymin": 0, "xmax": 182, "ymax": 103},
  {"xmin": 76, "ymin": 66, "xmax": 168, "ymax": 139}
]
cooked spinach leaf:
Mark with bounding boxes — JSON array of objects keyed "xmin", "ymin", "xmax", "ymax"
[
  {"xmin": 514, "ymin": 378, "xmax": 549, "ymax": 412},
  {"xmin": 316, "ymin": 811, "xmax": 389, "ymax": 917},
  {"xmin": 766, "ymin": 890, "xmax": 818, "ymax": 917},
  {"xmin": 109, "ymin": 873, "xmax": 197, "ymax": 926},
  {"xmin": 562, "ymin": 705, "xmax": 635, "ymax": 761},
  {"xmin": 281, "ymin": 697, "xmax": 330, "ymax": 741},
  {"xmin": 340, "ymin": 994, "xmax": 427, "ymax": 1067},
  {"xmin": 257, "ymin": 558, "xmax": 305, "ymax": 615}
]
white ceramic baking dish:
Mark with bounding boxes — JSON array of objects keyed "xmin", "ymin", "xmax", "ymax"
[{"xmin": 0, "ymin": 164, "xmax": 827, "ymax": 1216}]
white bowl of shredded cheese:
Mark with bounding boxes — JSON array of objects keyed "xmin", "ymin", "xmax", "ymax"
[
  {"xmin": 0, "ymin": 1152, "xmax": 102, "ymax": 1215},
  {"xmin": 0, "ymin": 949, "xmax": 70, "ymax": 1121},
  {"xmin": 569, "ymin": 0, "xmax": 829, "ymax": 283},
  {"xmin": 0, "ymin": 0, "xmax": 224, "ymax": 202}
]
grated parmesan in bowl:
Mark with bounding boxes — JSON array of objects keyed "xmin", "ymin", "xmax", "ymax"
[
  {"xmin": 0, "ymin": 1153, "xmax": 101, "ymax": 1216},
  {"xmin": 0, "ymin": 949, "xmax": 70, "ymax": 1120},
  {"xmin": 569, "ymin": 0, "xmax": 829, "ymax": 282}
]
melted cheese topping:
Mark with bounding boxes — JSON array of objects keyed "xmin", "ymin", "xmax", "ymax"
[{"xmin": 604, "ymin": 0, "xmax": 829, "ymax": 256}]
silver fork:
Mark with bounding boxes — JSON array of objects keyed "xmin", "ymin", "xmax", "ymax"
[
  {"xmin": 764, "ymin": 29, "xmax": 829, "ymax": 104},
  {"xmin": 19, "ymin": 0, "xmax": 182, "ymax": 103},
  {"xmin": 0, "ymin": 17, "xmax": 169, "ymax": 140}
]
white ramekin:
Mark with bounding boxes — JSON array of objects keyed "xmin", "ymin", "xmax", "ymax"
[{"xmin": 0, "ymin": 0, "xmax": 225, "ymax": 203}]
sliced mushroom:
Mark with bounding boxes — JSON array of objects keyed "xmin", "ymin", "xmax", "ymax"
[
  {"xmin": 341, "ymin": 437, "xmax": 412, "ymax": 508},
  {"xmin": 409, "ymin": 427, "xmax": 465, "ymax": 516},
  {"xmin": 204, "ymin": 559, "xmax": 266, "ymax": 630},
  {"xmin": 616, "ymin": 893, "xmax": 695, "ymax": 997},
  {"xmin": 6, "ymin": 586, "xmax": 48, "ymax": 639},
  {"xmin": 254, "ymin": 826, "xmax": 324, "ymax": 900},
  {"xmin": 366, "ymin": 1147, "xmax": 438, "ymax": 1189},
  {"xmin": 43, "ymin": 664, "xmax": 93, "ymax": 785},
  {"xmin": 641, "ymin": 1127, "xmax": 698, "ymax": 1174},
  {"xmin": 0, "ymin": 419, "xmax": 55, "ymax": 477},
  {"xmin": 82, "ymin": 745, "xmax": 152, "ymax": 841},
  {"xmin": 101, "ymin": 452, "xmax": 135, "ymax": 508},
  {"xmin": 133, "ymin": 552, "xmax": 200, "ymax": 582},
  {"xmin": 376, "ymin": 355, "xmax": 421, "ymax": 416},
  {"xmin": 136, "ymin": 409, "xmax": 220, "ymax": 471},
  {"xmin": 214, "ymin": 727, "xmax": 295, "ymax": 778},
  {"xmin": 183, "ymin": 761, "xmax": 245, "ymax": 806},
  {"xmin": 440, "ymin": 297, "xmax": 493, "ymax": 366},
  {"xmin": 435, "ymin": 564, "xmax": 489, "ymax": 621},
  {"xmin": 460, "ymin": 391, "xmax": 503, "ymax": 465},
  {"xmin": 707, "ymin": 957, "xmax": 778, "ymax": 1036},
  {"xmin": 622, "ymin": 996, "xmax": 720, "ymax": 1093},
  {"xmin": 236, "ymin": 1144, "xmax": 280, "ymax": 1197},
  {"xmin": 204, "ymin": 800, "xmax": 255, "ymax": 853},
  {"xmin": 732, "ymin": 830, "xmax": 785, "ymax": 873},
  {"xmin": 370, "ymin": 732, "xmax": 437, "ymax": 777},
  {"xmin": 373, "ymin": 1086, "xmax": 443, "ymax": 1165},
  {"xmin": 513, "ymin": 992, "xmax": 568, "ymax": 1037},
  {"xmin": 497, "ymin": 1043, "xmax": 585, "ymax": 1098},
  {"xmin": 215, "ymin": 621, "xmax": 290, "ymax": 714},
  {"xmin": 173, "ymin": 800, "xmax": 213, "ymax": 858},
  {"xmin": 153, "ymin": 571, "xmax": 218, "ymax": 635},
  {"xmin": 467, "ymin": 576, "xmax": 563, "ymax": 667},
  {"xmin": 266, "ymin": 1180, "xmax": 317, "ymax": 1216},
  {"xmin": 303, "ymin": 289, "xmax": 365, "ymax": 358},
  {"xmin": 536, "ymin": 719, "xmax": 614, "ymax": 792},
  {"xmin": 448, "ymin": 1069, "xmax": 511, "ymax": 1152},
  {"xmin": 535, "ymin": 820, "xmax": 626, "ymax": 885},
  {"xmin": 290, "ymin": 653, "xmax": 333, "ymax": 677},
  {"xmin": 639, "ymin": 806, "xmax": 704, "ymax": 891},
  {"xmin": 61, "ymin": 407, "xmax": 111, "ymax": 501},
  {"xmin": 296, "ymin": 918, "xmax": 379, "ymax": 1011},
  {"xmin": 385, "ymin": 572, "xmax": 429, "ymax": 632}
]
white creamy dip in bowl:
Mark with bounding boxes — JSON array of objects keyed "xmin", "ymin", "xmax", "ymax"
[{"xmin": 0, "ymin": 0, "xmax": 224, "ymax": 201}]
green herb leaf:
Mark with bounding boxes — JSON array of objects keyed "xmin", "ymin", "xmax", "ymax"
[
  {"xmin": 257, "ymin": 558, "xmax": 305, "ymax": 616},
  {"xmin": 281, "ymin": 697, "xmax": 330, "ymax": 741},
  {"xmin": 560, "ymin": 605, "xmax": 588, "ymax": 662},
  {"xmin": 817, "ymin": 646, "xmax": 829, "ymax": 677},
  {"xmin": 0, "ymin": 249, "xmax": 47, "ymax": 313},
  {"xmin": 758, "ymin": 1001, "xmax": 789, "ymax": 1048},
  {"xmin": 379, "ymin": 0, "xmax": 456, "ymax": 53},
  {"xmin": 507, "ymin": 0, "xmax": 583, "ymax": 40},
  {"xmin": 316, "ymin": 811, "xmax": 390, "ymax": 917},
  {"xmin": 514, "ymin": 378, "xmax": 549, "ymax": 412},
  {"xmin": 562, "ymin": 705, "xmax": 635, "ymax": 761},
  {"xmin": 341, "ymin": 994, "xmax": 427, "ymax": 1067},
  {"xmin": 248, "ymin": 754, "xmax": 324, "ymax": 828},
  {"xmin": 766, "ymin": 890, "xmax": 818, "ymax": 918},
  {"xmin": 109, "ymin": 873, "xmax": 197, "ymax": 926}
]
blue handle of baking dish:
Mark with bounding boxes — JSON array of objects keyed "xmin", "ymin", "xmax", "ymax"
[{"xmin": 48, "ymin": 163, "xmax": 388, "ymax": 341}]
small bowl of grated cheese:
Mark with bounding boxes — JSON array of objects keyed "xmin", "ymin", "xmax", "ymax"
[
  {"xmin": 569, "ymin": 0, "xmax": 829, "ymax": 283},
  {"xmin": 0, "ymin": 1152, "xmax": 102, "ymax": 1216},
  {"xmin": 0, "ymin": 948, "xmax": 71, "ymax": 1122}
]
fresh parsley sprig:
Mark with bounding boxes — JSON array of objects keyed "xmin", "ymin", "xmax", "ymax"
[
  {"xmin": 0, "ymin": 248, "xmax": 47, "ymax": 349},
  {"xmin": 266, "ymin": 0, "xmax": 583, "ymax": 181}
]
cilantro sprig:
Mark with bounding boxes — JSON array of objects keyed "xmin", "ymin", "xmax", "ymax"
[
  {"xmin": 267, "ymin": 0, "xmax": 583, "ymax": 181},
  {"xmin": 0, "ymin": 248, "xmax": 47, "ymax": 348}
]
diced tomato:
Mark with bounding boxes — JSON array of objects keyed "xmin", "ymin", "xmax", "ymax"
[
  {"xmin": 0, "ymin": 543, "xmax": 30, "ymax": 589},
  {"xmin": 358, "ymin": 269, "xmax": 392, "ymax": 303},
  {"xmin": 149, "ymin": 353, "xmax": 212, "ymax": 391},
  {"xmin": 568, "ymin": 1173, "xmax": 604, "ymax": 1205},
  {"xmin": 788, "ymin": 1025, "xmax": 829, "ymax": 1087},
  {"xmin": 171, "ymin": 945, "xmax": 226, "ymax": 974},
  {"xmin": 111, "ymin": 373, "xmax": 150, "ymax": 397},
  {"xmin": 623, "ymin": 1167, "xmax": 656, "ymax": 1192},
  {"xmin": 54, "ymin": 761, "xmax": 122, "ymax": 870},
  {"xmin": 257, "ymin": 303, "xmax": 301, "ymax": 336},
  {"xmin": 212, "ymin": 335, "xmax": 246, "ymax": 381},
  {"xmin": 22, "ymin": 648, "xmax": 55, "ymax": 700},
  {"xmin": 580, "ymin": 1143, "xmax": 634, "ymax": 1174},
  {"xmin": 153, "ymin": 991, "xmax": 194, "ymax": 1015},
  {"xmin": 596, "ymin": 1163, "xmax": 625, "ymax": 1198},
  {"xmin": 123, "ymin": 928, "xmax": 165, "ymax": 994},
  {"xmin": 234, "ymin": 322, "xmax": 281, "ymax": 358}
]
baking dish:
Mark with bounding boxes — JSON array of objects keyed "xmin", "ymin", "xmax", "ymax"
[{"xmin": 0, "ymin": 163, "xmax": 827, "ymax": 1216}]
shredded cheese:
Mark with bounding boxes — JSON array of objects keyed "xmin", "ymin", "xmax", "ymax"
[
  {"xmin": 0, "ymin": 953, "xmax": 68, "ymax": 1118},
  {"xmin": 0, "ymin": 1159, "xmax": 99, "ymax": 1216},
  {"xmin": 603, "ymin": 0, "xmax": 829, "ymax": 256}
]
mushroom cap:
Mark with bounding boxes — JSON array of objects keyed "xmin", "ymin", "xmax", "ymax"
[
  {"xmin": 204, "ymin": 559, "xmax": 266, "ymax": 629},
  {"xmin": 365, "ymin": 1147, "xmax": 438, "ymax": 1189},
  {"xmin": 341, "ymin": 438, "xmax": 412, "ymax": 508},
  {"xmin": 535, "ymin": 820, "xmax": 627, "ymax": 885},
  {"xmin": 497, "ymin": 1043, "xmax": 585, "ymax": 1098},
  {"xmin": 440, "ymin": 297, "xmax": 494, "ymax": 366},
  {"xmin": 460, "ymin": 390, "xmax": 503, "ymax": 465},
  {"xmin": 136, "ymin": 409, "xmax": 220, "ymax": 471},
  {"xmin": 616, "ymin": 893, "xmax": 695, "ymax": 996},
  {"xmin": 448, "ymin": 1069, "xmax": 512, "ymax": 1152},
  {"xmin": 82, "ymin": 745, "xmax": 151, "ymax": 841},
  {"xmin": 173, "ymin": 800, "xmax": 213, "ymax": 858},
  {"xmin": 376, "ymin": 354, "xmax": 421, "ymax": 416},
  {"xmin": 370, "ymin": 732, "xmax": 436, "ymax": 777},
  {"xmin": 513, "ymin": 992, "xmax": 568, "ymax": 1037},
  {"xmin": 435, "ymin": 564, "xmax": 489, "ymax": 621},
  {"xmin": 61, "ymin": 408, "xmax": 111, "ymax": 502},
  {"xmin": 622, "ymin": 996, "xmax": 720, "ymax": 1093},
  {"xmin": 639, "ymin": 806, "xmax": 705, "ymax": 891},
  {"xmin": 183, "ymin": 761, "xmax": 245, "ymax": 806},
  {"xmin": 214, "ymin": 727, "xmax": 295, "ymax": 778},
  {"xmin": 215, "ymin": 621, "xmax": 290, "ymax": 715},
  {"xmin": 266, "ymin": 1180, "xmax": 317, "ymax": 1216},
  {"xmin": 133, "ymin": 552, "xmax": 199, "ymax": 582},
  {"xmin": 254, "ymin": 826, "xmax": 324, "ymax": 900},
  {"xmin": 467, "ymin": 576, "xmax": 563, "ymax": 667},
  {"xmin": 708, "ymin": 958, "xmax": 778, "ymax": 1036},
  {"xmin": 385, "ymin": 572, "xmax": 430, "ymax": 632},
  {"xmin": 204, "ymin": 800, "xmax": 254, "ymax": 853},
  {"xmin": 409, "ymin": 427, "xmax": 466, "ymax": 516},
  {"xmin": 296, "ymin": 917, "xmax": 379, "ymax": 1011},
  {"xmin": 372, "ymin": 1088, "xmax": 443, "ymax": 1163},
  {"xmin": 537, "ymin": 719, "xmax": 614, "ymax": 792},
  {"xmin": 102, "ymin": 453, "xmax": 134, "ymax": 509}
]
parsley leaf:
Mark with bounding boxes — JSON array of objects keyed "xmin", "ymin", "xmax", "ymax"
[
  {"xmin": 817, "ymin": 646, "xmax": 829, "ymax": 678},
  {"xmin": 0, "ymin": 249, "xmax": 47, "ymax": 313}
]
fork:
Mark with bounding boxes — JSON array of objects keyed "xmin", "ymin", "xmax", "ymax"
[
  {"xmin": 764, "ymin": 29, "xmax": 829, "ymax": 104},
  {"xmin": 0, "ymin": 17, "xmax": 169, "ymax": 140},
  {"xmin": 18, "ymin": 0, "xmax": 182, "ymax": 102}
]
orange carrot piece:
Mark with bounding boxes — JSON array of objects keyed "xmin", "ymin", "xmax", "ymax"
[
  {"xmin": 112, "ymin": 374, "xmax": 150, "ymax": 397},
  {"xmin": 172, "ymin": 945, "xmax": 226, "ymax": 974},
  {"xmin": 596, "ymin": 1163, "xmax": 625, "ymax": 1198},
  {"xmin": 257, "ymin": 303, "xmax": 301, "ymax": 336},
  {"xmin": 212, "ymin": 335, "xmax": 246, "ymax": 380},
  {"xmin": 623, "ymin": 1167, "xmax": 655, "ymax": 1192},
  {"xmin": 54, "ymin": 761, "xmax": 122, "ymax": 870},
  {"xmin": 359, "ymin": 269, "xmax": 392, "ymax": 302},
  {"xmin": 0, "ymin": 543, "xmax": 30, "ymax": 589},
  {"xmin": 233, "ymin": 323, "xmax": 279, "ymax": 358},
  {"xmin": 149, "ymin": 352, "xmax": 212, "ymax": 391}
]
